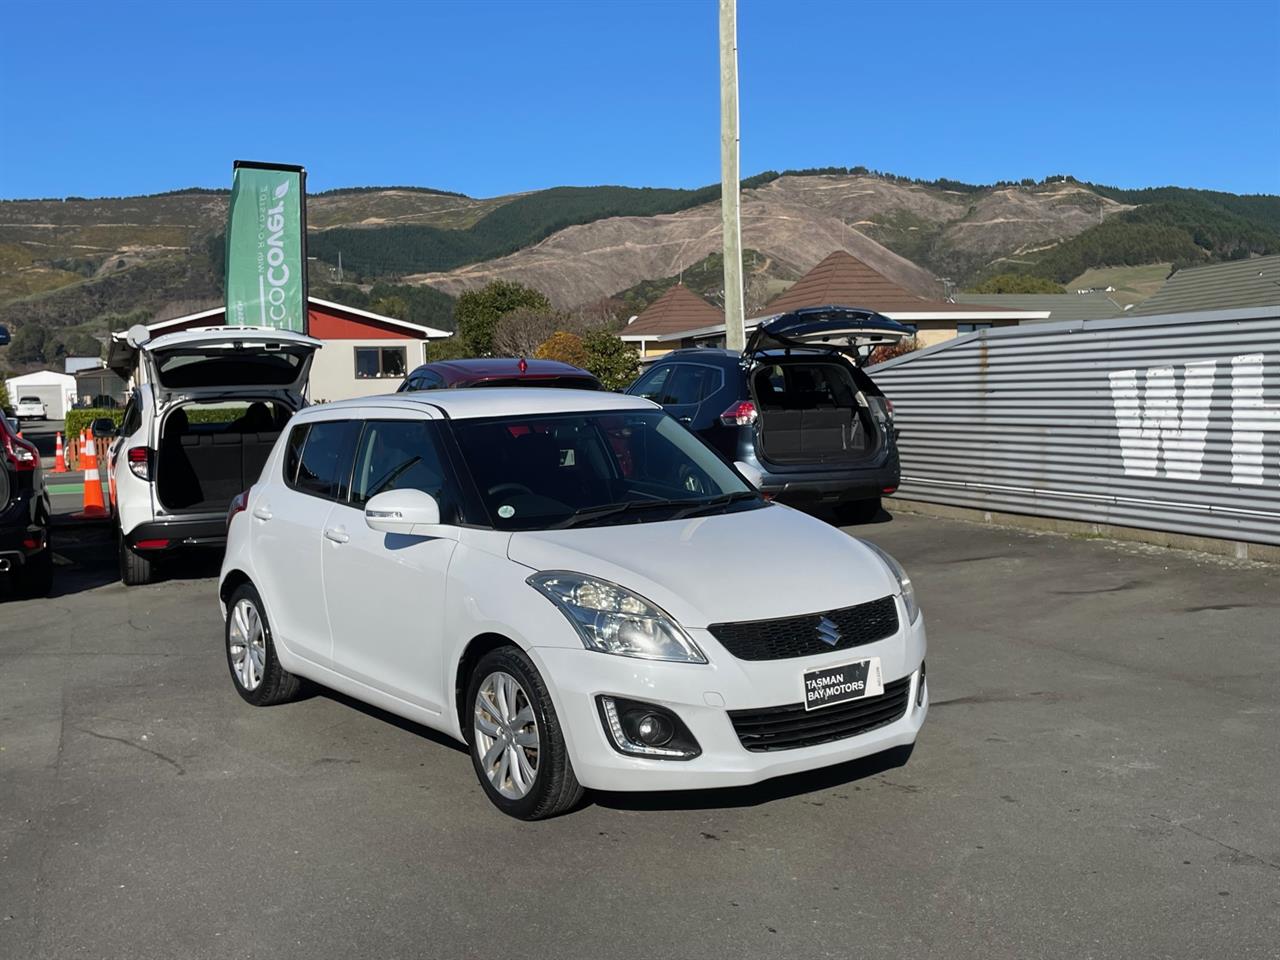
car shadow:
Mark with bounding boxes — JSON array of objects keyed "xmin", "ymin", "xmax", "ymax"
[
  {"xmin": 314, "ymin": 687, "xmax": 470, "ymax": 755},
  {"xmin": 795, "ymin": 501, "xmax": 896, "ymax": 528},
  {"xmin": 590, "ymin": 744, "xmax": 914, "ymax": 812}
]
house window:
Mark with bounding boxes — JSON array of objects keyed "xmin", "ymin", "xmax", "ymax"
[
  {"xmin": 354, "ymin": 346, "xmax": 407, "ymax": 379},
  {"xmin": 957, "ymin": 322, "xmax": 993, "ymax": 334}
]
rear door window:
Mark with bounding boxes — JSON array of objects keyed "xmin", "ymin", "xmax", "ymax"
[
  {"xmin": 629, "ymin": 365, "xmax": 673, "ymax": 402},
  {"xmin": 348, "ymin": 419, "xmax": 457, "ymax": 521},
  {"xmin": 290, "ymin": 420, "xmax": 361, "ymax": 500}
]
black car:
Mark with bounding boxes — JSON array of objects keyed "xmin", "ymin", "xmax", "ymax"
[
  {"xmin": 0, "ymin": 412, "xmax": 52, "ymax": 597},
  {"xmin": 626, "ymin": 307, "xmax": 910, "ymax": 523}
]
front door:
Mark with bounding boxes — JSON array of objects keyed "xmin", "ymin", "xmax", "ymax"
[{"xmin": 322, "ymin": 414, "xmax": 458, "ymax": 714}]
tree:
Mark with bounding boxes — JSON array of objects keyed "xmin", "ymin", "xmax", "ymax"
[
  {"xmin": 580, "ymin": 330, "xmax": 639, "ymax": 391},
  {"xmin": 424, "ymin": 336, "xmax": 470, "ymax": 362},
  {"xmin": 7, "ymin": 324, "xmax": 48, "ymax": 363},
  {"xmin": 453, "ymin": 280, "xmax": 551, "ymax": 356},
  {"xmin": 965, "ymin": 274, "xmax": 1067, "ymax": 295},
  {"xmin": 534, "ymin": 331, "xmax": 589, "ymax": 369},
  {"xmin": 492, "ymin": 307, "xmax": 570, "ymax": 357},
  {"xmin": 0, "ymin": 376, "xmax": 11, "ymax": 414},
  {"xmin": 868, "ymin": 336, "xmax": 921, "ymax": 366}
]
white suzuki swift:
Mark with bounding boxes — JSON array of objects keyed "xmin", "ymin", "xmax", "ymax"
[{"xmin": 219, "ymin": 388, "xmax": 927, "ymax": 819}]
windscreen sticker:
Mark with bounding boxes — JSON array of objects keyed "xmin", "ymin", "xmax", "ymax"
[{"xmin": 498, "ymin": 505, "xmax": 515, "ymax": 519}]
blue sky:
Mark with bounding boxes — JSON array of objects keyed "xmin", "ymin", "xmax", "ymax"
[{"xmin": 2, "ymin": 0, "xmax": 1277, "ymax": 199}]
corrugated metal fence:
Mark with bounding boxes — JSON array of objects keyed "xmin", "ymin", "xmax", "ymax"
[{"xmin": 868, "ymin": 306, "xmax": 1280, "ymax": 546}]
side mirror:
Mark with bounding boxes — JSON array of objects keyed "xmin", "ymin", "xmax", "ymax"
[
  {"xmin": 364, "ymin": 488, "xmax": 444, "ymax": 535},
  {"xmin": 91, "ymin": 417, "xmax": 117, "ymax": 438}
]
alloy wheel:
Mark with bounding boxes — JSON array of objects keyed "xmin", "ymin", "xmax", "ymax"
[
  {"xmin": 473, "ymin": 671, "xmax": 541, "ymax": 799},
  {"xmin": 228, "ymin": 598, "xmax": 267, "ymax": 692}
]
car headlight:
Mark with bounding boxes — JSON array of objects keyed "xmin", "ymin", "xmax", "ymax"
[
  {"xmin": 527, "ymin": 571, "xmax": 707, "ymax": 663},
  {"xmin": 860, "ymin": 541, "xmax": 920, "ymax": 625}
]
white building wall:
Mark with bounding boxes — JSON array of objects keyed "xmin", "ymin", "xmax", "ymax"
[{"xmin": 306, "ymin": 338, "xmax": 428, "ymax": 402}]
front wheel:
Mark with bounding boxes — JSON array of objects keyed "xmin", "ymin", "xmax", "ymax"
[{"xmin": 467, "ymin": 646, "xmax": 583, "ymax": 820}]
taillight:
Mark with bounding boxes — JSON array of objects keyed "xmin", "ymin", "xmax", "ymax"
[
  {"xmin": 134, "ymin": 539, "xmax": 171, "ymax": 550},
  {"xmin": 885, "ymin": 398, "xmax": 895, "ymax": 420},
  {"xmin": 2, "ymin": 430, "xmax": 38, "ymax": 471},
  {"xmin": 127, "ymin": 446, "xmax": 152, "ymax": 480},
  {"xmin": 227, "ymin": 488, "xmax": 251, "ymax": 530},
  {"xmin": 719, "ymin": 400, "xmax": 757, "ymax": 427}
]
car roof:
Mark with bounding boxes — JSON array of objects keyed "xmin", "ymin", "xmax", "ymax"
[
  {"xmin": 300, "ymin": 387, "xmax": 658, "ymax": 421},
  {"xmin": 415, "ymin": 357, "xmax": 595, "ymax": 378}
]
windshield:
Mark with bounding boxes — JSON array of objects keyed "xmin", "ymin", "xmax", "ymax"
[{"xmin": 450, "ymin": 410, "xmax": 763, "ymax": 530}]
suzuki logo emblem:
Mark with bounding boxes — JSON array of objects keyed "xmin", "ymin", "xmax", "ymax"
[{"xmin": 816, "ymin": 616, "xmax": 841, "ymax": 647}]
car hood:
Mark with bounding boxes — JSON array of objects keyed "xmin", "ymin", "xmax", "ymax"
[{"xmin": 506, "ymin": 504, "xmax": 899, "ymax": 628}]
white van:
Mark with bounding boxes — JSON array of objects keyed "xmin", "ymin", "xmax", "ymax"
[{"xmin": 105, "ymin": 325, "xmax": 320, "ymax": 585}]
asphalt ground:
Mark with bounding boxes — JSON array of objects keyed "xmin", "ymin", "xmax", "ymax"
[{"xmin": 1, "ymin": 510, "xmax": 1277, "ymax": 959}]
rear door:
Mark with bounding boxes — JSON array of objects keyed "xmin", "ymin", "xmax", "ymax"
[
  {"xmin": 322, "ymin": 410, "xmax": 458, "ymax": 713},
  {"xmin": 124, "ymin": 326, "xmax": 321, "ymax": 407},
  {"xmin": 251, "ymin": 417, "xmax": 360, "ymax": 669},
  {"xmin": 745, "ymin": 308, "xmax": 913, "ymax": 365}
]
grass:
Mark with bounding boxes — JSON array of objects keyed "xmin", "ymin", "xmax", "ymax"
[{"xmin": 1068, "ymin": 263, "xmax": 1171, "ymax": 306}]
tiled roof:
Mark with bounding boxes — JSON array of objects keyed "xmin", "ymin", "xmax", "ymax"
[
  {"xmin": 763, "ymin": 250, "xmax": 1021, "ymax": 316},
  {"xmin": 958, "ymin": 292, "xmax": 1124, "ymax": 322},
  {"xmin": 622, "ymin": 284, "xmax": 724, "ymax": 337},
  {"xmin": 1130, "ymin": 255, "xmax": 1280, "ymax": 316}
]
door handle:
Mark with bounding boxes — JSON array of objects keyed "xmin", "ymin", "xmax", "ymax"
[
  {"xmin": 252, "ymin": 506, "xmax": 273, "ymax": 521},
  {"xmin": 324, "ymin": 527, "xmax": 349, "ymax": 544}
]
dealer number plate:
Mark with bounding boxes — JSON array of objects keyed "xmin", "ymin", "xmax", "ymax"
[{"xmin": 803, "ymin": 657, "xmax": 884, "ymax": 711}]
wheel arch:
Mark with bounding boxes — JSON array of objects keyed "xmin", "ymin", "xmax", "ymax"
[
  {"xmin": 219, "ymin": 568, "xmax": 253, "ymax": 607},
  {"xmin": 454, "ymin": 632, "xmax": 522, "ymax": 739}
]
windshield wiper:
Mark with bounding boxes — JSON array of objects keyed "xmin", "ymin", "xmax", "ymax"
[
  {"xmin": 555, "ymin": 492, "xmax": 759, "ymax": 528},
  {"xmin": 669, "ymin": 490, "xmax": 760, "ymax": 519},
  {"xmin": 555, "ymin": 498, "xmax": 705, "ymax": 528}
]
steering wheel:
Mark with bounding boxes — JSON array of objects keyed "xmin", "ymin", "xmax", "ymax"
[{"xmin": 487, "ymin": 482, "xmax": 535, "ymax": 499}]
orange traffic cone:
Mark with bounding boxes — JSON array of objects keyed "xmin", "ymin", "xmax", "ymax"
[
  {"xmin": 77, "ymin": 434, "xmax": 107, "ymax": 519},
  {"xmin": 54, "ymin": 432, "xmax": 68, "ymax": 473}
]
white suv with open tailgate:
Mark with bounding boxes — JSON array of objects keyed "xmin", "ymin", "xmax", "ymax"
[
  {"xmin": 218, "ymin": 388, "xmax": 927, "ymax": 819},
  {"xmin": 105, "ymin": 324, "xmax": 320, "ymax": 585}
]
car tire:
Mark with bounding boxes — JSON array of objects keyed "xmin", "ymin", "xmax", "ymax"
[
  {"xmin": 466, "ymin": 646, "xmax": 583, "ymax": 820},
  {"xmin": 17, "ymin": 544, "xmax": 53, "ymax": 598},
  {"xmin": 225, "ymin": 582, "xmax": 302, "ymax": 707},
  {"xmin": 835, "ymin": 497, "xmax": 882, "ymax": 525},
  {"xmin": 117, "ymin": 529, "xmax": 154, "ymax": 586}
]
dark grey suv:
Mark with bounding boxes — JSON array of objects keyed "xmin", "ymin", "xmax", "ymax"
[{"xmin": 625, "ymin": 307, "xmax": 910, "ymax": 523}]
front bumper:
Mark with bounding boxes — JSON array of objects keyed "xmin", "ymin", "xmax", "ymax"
[{"xmin": 530, "ymin": 604, "xmax": 927, "ymax": 791}]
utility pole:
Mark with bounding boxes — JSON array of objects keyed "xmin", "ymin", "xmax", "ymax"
[{"xmin": 719, "ymin": 0, "xmax": 745, "ymax": 350}]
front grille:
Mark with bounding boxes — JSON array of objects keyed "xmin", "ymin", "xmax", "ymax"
[
  {"xmin": 708, "ymin": 595, "xmax": 899, "ymax": 661},
  {"xmin": 728, "ymin": 676, "xmax": 912, "ymax": 752}
]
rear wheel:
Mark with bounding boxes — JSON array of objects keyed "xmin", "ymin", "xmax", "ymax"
[
  {"xmin": 467, "ymin": 646, "xmax": 582, "ymax": 820},
  {"xmin": 118, "ymin": 529, "xmax": 154, "ymax": 586},
  {"xmin": 225, "ymin": 583, "xmax": 302, "ymax": 706},
  {"xmin": 835, "ymin": 497, "xmax": 882, "ymax": 525},
  {"xmin": 17, "ymin": 544, "xmax": 53, "ymax": 598}
]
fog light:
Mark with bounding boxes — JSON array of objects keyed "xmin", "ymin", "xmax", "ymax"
[
  {"xmin": 916, "ymin": 660, "xmax": 927, "ymax": 707},
  {"xmin": 597, "ymin": 696, "xmax": 700, "ymax": 760},
  {"xmin": 636, "ymin": 713, "xmax": 674, "ymax": 747}
]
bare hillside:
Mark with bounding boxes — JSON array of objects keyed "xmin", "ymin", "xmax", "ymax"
[{"xmin": 407, "ymin": 193, "xmax": 944, "ymax": 308}]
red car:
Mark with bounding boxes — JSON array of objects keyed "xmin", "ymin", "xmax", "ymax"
[{"xmin": 397, "ymin": 358, "xmax": 602, "ymax": 393}]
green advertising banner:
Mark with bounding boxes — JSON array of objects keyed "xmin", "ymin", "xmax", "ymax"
[{"xmin": 224, "ymin": 161, "xmax": 308, "ymax": 332}]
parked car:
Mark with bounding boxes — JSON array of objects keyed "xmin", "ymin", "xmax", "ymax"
[
  {"xmin": 218, "ymin": 388, "xmax": 927, "ymax": 819},
  {"xmin": 105, "ymin": 325, "xmax": 321, "ymax": 586},
  {"xmin": 15, "ymin": 396, "xmax": 47, "ymax": 420},
  {"xmin": 398, "ymin": 357, "xmax": 601, "ymax": 392},
  {"xmin": 626, "ymin": 307, "xmax": 911, "ymax": 524},
  {"xmin": 0, "ymin": 411, "xmax": 52, "ymax": 598}
]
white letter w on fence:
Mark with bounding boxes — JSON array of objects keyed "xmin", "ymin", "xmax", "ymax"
[{"xmin": 1109, "ymin": 361, "xmax": 1215, "ymax": 480}]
